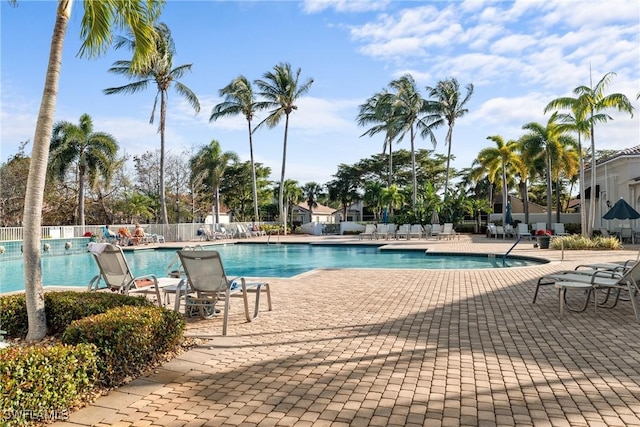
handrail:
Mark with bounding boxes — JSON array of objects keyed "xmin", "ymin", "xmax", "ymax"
[{"xmin": 502, "ymin": 237, "xmax": 522, "ymax": 267}]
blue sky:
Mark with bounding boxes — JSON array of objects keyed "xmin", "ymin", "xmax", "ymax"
[{"xmin": 1, "ymin": 0, "xmax": 639, "ymax": 186}]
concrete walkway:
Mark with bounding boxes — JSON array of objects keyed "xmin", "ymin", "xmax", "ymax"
[{"xmin": 54, "ymin": 234, "xmax": 640, "ymax": 426}]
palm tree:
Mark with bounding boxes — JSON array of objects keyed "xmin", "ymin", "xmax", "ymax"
[
  {"xmin": 275, "ymin": 179, "xmax": 302, "ymax": 231},
  {"xmin": 380, "ymin": 184, "xmax": 405, "ymax": 219},
  {"xmin": 48, "ymin": 113, "xmax": 118, "ymax": 227},
  {"xmin": 190, "ymin": 140, "xmax": 239, "ymax": 230},
  {"xmin": 15, "ymin": 0, "xmax": 162, "ymax": 342},
  {"xmin": 385, "ymin": 74, "xmax": 438, "ymax": 206},
  {"xmin": 210, "ymin": 76, "xmax": 261, "ymax": 223},
  {"xmin": 104, "ymin": 22, "xmax": 201, "ymax": 226},
  {"xmin": 477, "ymin": 136, "xmax": 522, "ymax": 226},
  {"xmin": 254, "ymin": 62, "xmax": 314, "ymax": 235},
  {"xmin": 302, "ymin": 182, "xmax": 324, "ymax": 221},
  {"xmin": 545, "ymin": 72, "xmax": 634, "ymax": 236},
  {"xmin": 520, "ymin": 113, "xmax": 574, "ymax": 230},
  {"xmin": 357, "ymin": 91, "xmax": 400, "ymax": 187},
  {"xmin": 426, "ymin": 77, "xmax": 474, "ymax": 196}
]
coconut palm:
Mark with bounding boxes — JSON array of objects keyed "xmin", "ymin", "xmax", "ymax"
[
  {"xmin": 426, "ymin": 77, "xmax": 474, "ymax": 196},
  {"xmin": 254, "ymin": 63, "xmax": 314, "ymax": 234},
  {"xmin": 357, "ymin": 91, "xmax": 401, "ymax": 187},
  {"xmin": 302, "ymin": 182, "xmax": 324, "ymax": 220},
  {"xmin": 520, "ymin": 113, "xmax": 574, "ymax": 230},
  {"xmin": 14, "ymin": 0, "xmax": 162, "ymax": 341},
  {"xmin": 544, "ymin": 72, "xmax": 634, "ymax": 236},
  {"xmin": 477, "ymin": 136, "xmax": 522, "ymax": 226},
  {"xmin": 210, "ymin": 76, "xmax": 261, "ymax": 222},
  {"xmin": 190, "ymin": 140, "xmax": 239, "ymax": 229},
  {"xmin": 274, "ymin": 179, "xmax": 303, "ymax": 231},
  {"xmin": 48, "ymin": 113, "xmax": 118, "ymax": 227},
  {"xmin": 104, "ymin": 22, "xmax": 200, "ymax": 226},
  {"xmin": 386, "ymin": 74, "xmax": 438, "ymax": 206}
]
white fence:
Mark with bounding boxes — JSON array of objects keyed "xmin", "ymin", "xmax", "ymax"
[{"xmin": 0, "ymin": 223, "xmax": 208, "ymax": 243}]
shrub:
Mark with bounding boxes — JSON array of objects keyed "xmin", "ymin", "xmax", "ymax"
[
  {"xmin": 62, "ymin": 306, "xmax": 185, "ymax": 387},
  {"xmin": 0, "ymin": 291, "xmax": 155, "ymax": 339},
  {"xmin": 550, "ymin": 235, "xmax": 622, "ymax": 250},
  {"xmin": 0, "ymin": 343, "xmax": 97, "ymax": 426}
]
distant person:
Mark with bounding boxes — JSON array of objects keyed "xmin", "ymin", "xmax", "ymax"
[
  {"xmin": 133, "ymin": 223, "xmax": 145, "ymax": 245},
  {"xmin": 118, "ymin": 227, "xmax": 132, "ymax": 246}
]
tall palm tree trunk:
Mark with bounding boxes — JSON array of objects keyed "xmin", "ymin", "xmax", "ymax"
[
  {"xmin": 248, "ymin": 121, "xmax": 259, "ymax": 223},
  {"xmin": 444, "ymin": 126, "xmax": 453, "ymax": 196},
  {"xmin": 159, "ymin": 92, "xmax": 169, "ymax": 225},
  {"xmin": 23, "ymin": 0, "xmax": 73, "ymax": 341},
  {"xmin": 546, "ymin": 151, "xmax": 553, "ymax": 230},
  {"xmin": 410, "ymin": 126, "xmax": 417, "ymax": 206},
  {"xmin": 279, "ymin": 114, "xmax": 290, "ymax": 235},
  {"xmin": 588, "ymin": 120, "xmax": 596, "ymax": 237},
  {"xmin": 578, "ymin": 137, "xmax": 587, "ymax": 236},
  {"xmin": 78, "ymin": 163, "xmax": 86, "ymax": 227},
  {"xmin": 501, "ymin": 165, "xmax": 507, "ymax": 226}
]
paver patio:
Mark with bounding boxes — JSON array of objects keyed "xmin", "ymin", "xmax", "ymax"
[{"xmin": 53, "ymin": 234, "xmax": 640, "ymax": 426}]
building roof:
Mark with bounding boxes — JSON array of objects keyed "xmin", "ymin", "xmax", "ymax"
[
  {"xmin": 294, "ymin": 202, "xmax": 336, "ymax": 215},
  {"xmin": 586, "ymin": 145, "xmax": 640, "ymax": 170}
]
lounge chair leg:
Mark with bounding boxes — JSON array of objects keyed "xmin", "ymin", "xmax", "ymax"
[{"xmin": 557, "ymin": 285, "xmax": 566, "ymax": 317}]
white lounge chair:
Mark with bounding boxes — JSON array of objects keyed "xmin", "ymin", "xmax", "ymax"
[
  {"xmin": 551, "ymin": 223, "xmax": 570, "ymax": 236},
  {"xmin": 396, "ymin": 224, "xmax": 410, "ymax": 240},
  {"xmin": 431, "ymin": 224, "xmax": 441, "ymax": 239},
  {"xmin": 359, "ymin": 224, "xmax": 377, "ymax": 240},
  {"xmin": 486, "ymin": 223, "xmax": 497, "ymax": 238},
  {"xmin": 176, "ymin": 250, "xmax": 272, "ymax": 335},
  {"xmin": 439, "ymin": 223, "xmax": 455, "ymax": 240},
  {"xmin": 534, "ymin": 261, "xmax": 640, "ymax": 323},
  {"xmin": 87, "ymin": 243, "xmax": 184, "ymax": 307},
  {"xmin": 517, "ymin": 223, "xmax": 532, "ymax": 240},
  {"xmin": 409, "ymin": 224, "xmax": 424, "ymax": 239}
]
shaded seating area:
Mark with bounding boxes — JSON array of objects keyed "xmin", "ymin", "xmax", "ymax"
[{"xmin": 176, "ymin": 250, "xmax": 272, "ymax": 335}]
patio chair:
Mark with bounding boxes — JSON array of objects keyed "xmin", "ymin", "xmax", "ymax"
[
  {"xmin": 430, "ymin": 224, "xmax": 441, "ymax": 239},
  {"xmin": 533, "ymin": 260, "xmax": 640, "ymax": 323},
  {"xmin": 176, "ymin": 250, "xmax": 272, "ymax": 335},
  {"xmin": 101, "ymin": 226, "xmax": 118, "ymax": 244},
  {"xmin": 486, "ymin": 223, "xmax": 498, "ymax": 238},
  {"xmin": 87, "ymin": 243, "xmax": 184, "ymax": 307},
  {"xmin": 551, "ymin": 223, "xmax": 570, "ymax": 236},
  {"xmin": 396, "ymin": 224, "xmax": 410, "ymax": 240},
  {"xmin": 359, "ymin": 224, "xmax": 377, "ymax": 240},
  {"xmin": 409, "ymin": 224, "xmax": 424, "ymax": 239},
  {"xmin": 517, "ymin": 223, "xmax": 532, "ymax": 240},
  {"xmin": 439, "ymin": 223, "xmax": 455, "ymax": 240}
]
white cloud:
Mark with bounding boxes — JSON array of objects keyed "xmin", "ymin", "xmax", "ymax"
[{"xmin": 302, "ymin": 0, "xmax": 390, "ymax": 14}]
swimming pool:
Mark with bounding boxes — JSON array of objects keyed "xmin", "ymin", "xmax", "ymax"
[{"xmin": 0, "ymin": 243, "xmax": 546, "ymax": 294}]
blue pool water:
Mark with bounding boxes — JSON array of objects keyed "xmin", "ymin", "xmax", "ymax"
[{"xmin": 0, "ymin": 243, "xmax": 545, "ymax": 294}]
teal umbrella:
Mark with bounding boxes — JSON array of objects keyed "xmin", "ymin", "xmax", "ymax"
[
  {"xmin": 603, "ymin": 198, "xmax": 640, "ymax": 220},
  {"xmin": 505, "ymin": 201, "xmax": 513, "ymax": 225}
]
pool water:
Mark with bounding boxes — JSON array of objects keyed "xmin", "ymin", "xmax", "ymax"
[{"xmin": 0, "ymin": 243, "xmax": 545, "ymax": 294}]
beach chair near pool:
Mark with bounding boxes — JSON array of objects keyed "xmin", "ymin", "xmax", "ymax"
[
  {"xmin": 533, "ymin": 260, "xmax": 640, "ymax": 323},
  {"xmin": 359, "ymin": 224, "xmax": 377, "ymax": 240},
  {"xmin": 176, "ymin": 250, "xmax": 272, "ymax": 336},
  {"xmin": 87, "ymin": 243, "xmax": 184, "ymax": 307}
]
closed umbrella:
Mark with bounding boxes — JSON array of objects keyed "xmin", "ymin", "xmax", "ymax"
[
  {"xmin": 382, "ymin": 207, "xmax": 389, "ymax": 224},
  {"xmin": 602, "ymin": 198, "xmax": 640, "ymax": 220},
  {"xmin": 431, "ymin": 208, "xmax": 439, "ymax": 225},
  {"xmin": 505, "ymin": 201, "xmax": 513, "ymax": 225}
]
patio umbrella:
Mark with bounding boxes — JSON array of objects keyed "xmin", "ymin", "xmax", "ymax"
[
  {"xmin": 602, "ymin": 198, "xmax": 640, "ymax": 220},
  {"xmin": 431, "ymin": 208, "xmax": 439, "ymax": 225},
  {"xmin": 382, "ymin": 207, "xmax": 389, "ymax": 224},
  {"xmin": 505, "ymin": 201, "xmax": 513, "ymax": 225}
]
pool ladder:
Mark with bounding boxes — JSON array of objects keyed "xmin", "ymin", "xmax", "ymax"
[{"xmin": 502, "ymin": 237, "xmax": 521, "ymax": 267}]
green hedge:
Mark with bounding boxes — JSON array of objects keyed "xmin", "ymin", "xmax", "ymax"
[
  {"xmin": 62, "ymin": 305, "xmax": 185, "ymax": 387},
  {"xmin": 0, "ymin": 291, "xmax": 155, "ymax": 338},
  {"xmin": 0, "ymin": 343, "xmax": 97, "ymax": 426}
]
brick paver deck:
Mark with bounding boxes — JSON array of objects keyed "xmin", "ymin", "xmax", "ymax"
[{"xmin": 53, "ymin": 235, "xmax": 640, "ymax": 426}]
